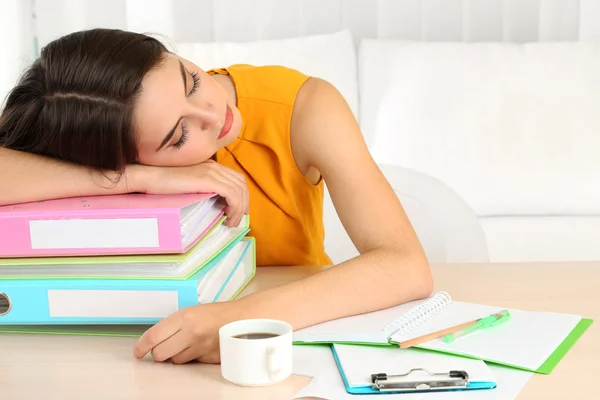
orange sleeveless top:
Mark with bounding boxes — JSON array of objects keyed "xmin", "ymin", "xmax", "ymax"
[{"xmin": 208, "ymin": 64, "xmax": 332, "ymax": 267}]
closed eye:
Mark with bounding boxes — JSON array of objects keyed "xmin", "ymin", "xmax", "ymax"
[
  {"xmin": 188, "ymin": 70, "xmax": 200, "ymax": 96},
  {"xmin": 173, "ymin": 122, "xmax": 188, "ymax": 149},
  {"xmin": 157, "ymin": 63, "xmax": 198, "ymax": 152}
]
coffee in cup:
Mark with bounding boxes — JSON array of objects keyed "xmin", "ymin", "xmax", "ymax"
[
  {"xmin": 232, "ymin": 332, "xmax": 280, "ymax": 340},
  {"xmin": 219, "ymin": 319, "xmax": 293, "ymax": 386}
]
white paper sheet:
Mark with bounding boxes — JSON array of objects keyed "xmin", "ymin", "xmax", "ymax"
[{"xmin": 292, "ymin": 345, "xmax": 333, "ymax": 377}]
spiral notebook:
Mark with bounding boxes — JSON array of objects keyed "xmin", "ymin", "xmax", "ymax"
[
  {"xmin": 294, "ymin": 292, "xmax": 496, "ymax": 346},
  {"xmin": 293, "ymin": 292, "xmax": 592, "ymax": 374}
]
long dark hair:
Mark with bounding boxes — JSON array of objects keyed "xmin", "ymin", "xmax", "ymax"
[{"xmin": 0, "ymin": 28, "xmax": 168, "ymax": 171}]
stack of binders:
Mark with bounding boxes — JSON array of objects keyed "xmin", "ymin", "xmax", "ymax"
[{"xmin": 0, "ymin": 192, "xmax": 256, "ymax": 331}]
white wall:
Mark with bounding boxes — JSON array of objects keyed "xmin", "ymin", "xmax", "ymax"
[{"xmin": 0, "ymin": 0, "xmax": 36, "ymax": 106}]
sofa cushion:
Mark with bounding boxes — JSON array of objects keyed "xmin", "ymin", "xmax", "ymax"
[
  {"xmin": 174, "ymin": 30, "xmax": 359, "ymax": 118},
  {"xmin": 359, "ymin": 40, "xmax": 600, "ymax": 216}
]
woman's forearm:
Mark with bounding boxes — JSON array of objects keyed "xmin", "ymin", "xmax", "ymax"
[
  {"xmin": 234, "ymin": 247, "xmax": 433, "ymax": 330},
  {"xmin": 0, "ymin": 147, "xmax": 134, "ymax": 206}
]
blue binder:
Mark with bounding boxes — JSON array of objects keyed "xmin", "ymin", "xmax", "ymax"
[
  {"xmin": 330, "ymin": 343, "xmax": 497, "ymax": 395},
  {"xmin": 0, "ymin": 237, "xmax": 255, "ymax": 325}
]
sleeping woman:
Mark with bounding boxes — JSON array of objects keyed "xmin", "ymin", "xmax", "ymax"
[{"xmin": 0, "ymin": 28, "xmax": 432, "ymax": 364}]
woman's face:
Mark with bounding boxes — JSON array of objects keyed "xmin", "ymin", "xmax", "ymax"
[{"xmin": 133, "ymin": 52, "xmax": 242, "ymax": 166}]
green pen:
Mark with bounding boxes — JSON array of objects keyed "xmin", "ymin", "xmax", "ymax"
[{"xmin": 443, "ymin": 309, "xmax": 511, "ymax": 343}]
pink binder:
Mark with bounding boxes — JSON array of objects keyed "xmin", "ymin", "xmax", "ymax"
[{"xmin": 0, "ymin": 193, "xmax": 225, "ymax": 258}]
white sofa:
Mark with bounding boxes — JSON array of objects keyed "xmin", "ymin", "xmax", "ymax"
[
  {"xmin": 175, "ymin": 29, "xmax": 600, "ymax": 264},
  {"xmin": 360, "ymin": 38, "xmax": 600, "ymax": 264}
]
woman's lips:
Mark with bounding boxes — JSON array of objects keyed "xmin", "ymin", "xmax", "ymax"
[{"xmin": 218, "ymin": 105, "xmax": 233, "ymax": 139}]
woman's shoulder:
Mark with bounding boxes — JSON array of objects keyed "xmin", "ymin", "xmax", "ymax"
[{"xmin": 209, "ymin": 64, "xmax": 311, "ymax": 106}]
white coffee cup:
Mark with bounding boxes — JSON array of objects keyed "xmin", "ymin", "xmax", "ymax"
[{"xmin": 219, "ymin": 318, "xmax": 293, "ymax": 386}]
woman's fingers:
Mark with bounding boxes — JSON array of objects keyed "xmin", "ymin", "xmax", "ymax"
[
  {"xmin": 149, "ymin": 331, "xmax": 190, "ymax": 362},
  {"xmin": 133, "ymin": 313, "xmax": 181, "ymax": 359},
  {"xmin": 198, "ymin": 168, "xmax": 245, "ymax": 227},
  {"xmin": 170, "ymin": 347, "xmax": 199, "ymax": 365},
  {"xmin": 203, "ymin": 164, "xmax": 248, "ymax": 226},
  {"xmin": 196, "ymin": 352, "xmax": 221, "ymax": 364},
  {"xmin": 218, "ymin": 166, "xmax": 249, "ymax": 218},
  {"xmin": 144, "ymin": 161, "xmax": 248, "ymax": 228}
]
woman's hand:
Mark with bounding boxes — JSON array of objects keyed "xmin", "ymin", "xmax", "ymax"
[
  {"xmin": 127, "ymin": 160, "xmax": 249, "ymax": 227},
  {"xmin": 133, "ymin": 301, "xmax": 243, "ymax": 364}
]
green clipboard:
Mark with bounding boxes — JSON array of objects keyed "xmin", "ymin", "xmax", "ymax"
[{"xmin": 413, "ymin": 318, "xmax": 593, "ymax": 374}]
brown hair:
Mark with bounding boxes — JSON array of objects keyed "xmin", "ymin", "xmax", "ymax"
[{"xmin": 0, "ymin": 28, "xmax": 168, "ymax": 171}]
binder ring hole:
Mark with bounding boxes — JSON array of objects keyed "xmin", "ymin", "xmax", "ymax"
[{"xmin": 0, "ymin": 293, "xmax": 11, "ymax": 316}]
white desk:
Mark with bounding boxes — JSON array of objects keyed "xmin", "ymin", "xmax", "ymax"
[{"xmin": 0, "ymin": 262, "xmax": 597, "ymax": 399}]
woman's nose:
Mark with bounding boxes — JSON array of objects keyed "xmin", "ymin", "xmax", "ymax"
[{"xmin": 190, "ymin": 103, "xmax": 220, "ymax": 130}]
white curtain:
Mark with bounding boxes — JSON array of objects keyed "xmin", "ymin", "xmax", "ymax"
[
  {"xmin": 2, "ymin": 0, "xmax": 600, "ymax": 103},
  {"xmin": 30, "ymin": 0, "xmax": 600, "ymax": 50},
  {"xmin": 0, "ymin": 0, "xmax": 36, "ymax": 106}
]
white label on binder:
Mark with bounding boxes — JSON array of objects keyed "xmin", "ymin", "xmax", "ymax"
[
  {"xmin": 29, "ymin": 218, "xmax": 160, "ymax": 249},
  {"xmin": 48, "ymin": 290, "xmax": 178, "ymax": 318}
]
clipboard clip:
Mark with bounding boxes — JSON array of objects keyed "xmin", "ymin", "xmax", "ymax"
[{"xmin": 370, "ymin": 368, "xmax": 469, "ymax": 392}]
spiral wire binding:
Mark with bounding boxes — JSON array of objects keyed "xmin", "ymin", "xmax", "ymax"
[{"xmin": 382, "ymin": 291, "xmax": 452, "ymax": 339}]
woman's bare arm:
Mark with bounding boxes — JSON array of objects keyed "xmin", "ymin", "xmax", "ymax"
[
  {"xmin": 0, "ymin": 147, "xmax": 131, "ymax": 206},
  {"xmin": 0, "ymin": 147, "xmax": 249, "ymax": 225},
  {"xmin": 234, "ymin": 78, "xmax": 433, "ymax": 328}
]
